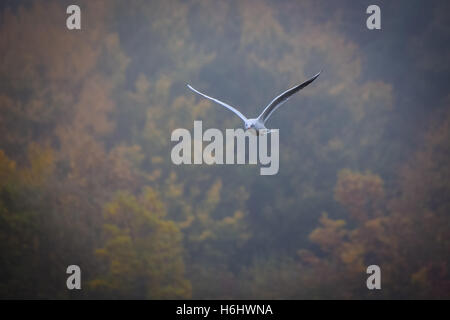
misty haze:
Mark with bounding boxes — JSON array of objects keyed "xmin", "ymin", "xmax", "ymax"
[{"xmin": 0, "ymin": 0, "xmax": 449, "ymax": 299}]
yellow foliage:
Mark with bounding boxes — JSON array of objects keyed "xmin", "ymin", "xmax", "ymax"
[
  {"xmin": 309, "ymin": 213, "xmax": 347, "ymax": 252},
  {"xmin": 91, "ymin": 188, "xmax": 191, "ymax": 299},
  {"xmin": 0, "ymin": 150, "xmax": 17, "ymax": 187},
  {"xmin": 411, "ymin": 267, "xmax": 428, "ymax": 287},
  {"xmin": 20, "ymin": 143, "xmax": 55, "ymax": 187},
  {"xmin": 334, "ymin": 169, "xmax": 385, "ymax": 222}
]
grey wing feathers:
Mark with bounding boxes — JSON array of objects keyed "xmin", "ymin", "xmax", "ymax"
[
  {"xmin": 257, "ymin": 71, "xmax": 321, "ymax": 123},
  {"xmin": 187, "ymin": 84, "xmax": 248, "ymax": 122}
]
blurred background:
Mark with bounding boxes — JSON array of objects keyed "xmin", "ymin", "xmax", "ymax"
[{"xmin": 0, "ymin": 0, "xmax": 449, "ymax": 299}]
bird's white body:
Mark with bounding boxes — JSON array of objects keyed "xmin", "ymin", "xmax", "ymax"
[
  {"xmin": 187, "ymin": 71, "xmax": 321, "ymax": 134},
  {"xmin": 245, "ymin": 118, "xmax": 268, "ymax": 135}
]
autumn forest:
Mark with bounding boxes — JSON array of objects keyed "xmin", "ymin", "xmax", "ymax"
[{"xmin": 0, "ymin": 0, "xmax": 449, "ymax": 299}]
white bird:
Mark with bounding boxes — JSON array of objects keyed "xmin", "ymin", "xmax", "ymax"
[{"xmin": 187, "ymin": 71, "xmax": 321, "ymax": 135}]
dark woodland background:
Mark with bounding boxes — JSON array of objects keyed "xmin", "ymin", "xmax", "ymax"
[{"xmin": 0, "ymin": 0, "xmax": 449, "ymax": 299}]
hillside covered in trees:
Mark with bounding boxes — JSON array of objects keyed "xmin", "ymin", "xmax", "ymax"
[{"xmin": 0, "ymin": 0, "xmax": 449, "ymax": 299}]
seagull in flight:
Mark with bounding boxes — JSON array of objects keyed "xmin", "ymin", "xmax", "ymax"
[{"xmin": 187, "ymin": 71, "xmax": 321, "ymax": 135}]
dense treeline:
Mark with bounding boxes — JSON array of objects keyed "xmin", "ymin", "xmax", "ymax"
[{"xmin": 0, "ymin": 0, "xmax": 449, "ymax": 299}]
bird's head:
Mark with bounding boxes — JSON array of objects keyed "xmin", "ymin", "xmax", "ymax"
[{"xmin": 244, "ymin": 122, "xmax": 252, "ymax": 130}]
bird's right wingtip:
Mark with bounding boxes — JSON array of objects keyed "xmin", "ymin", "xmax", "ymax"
[{"xmin": 310, "ymin": 70, "xmax": 322, "ymax": 81}]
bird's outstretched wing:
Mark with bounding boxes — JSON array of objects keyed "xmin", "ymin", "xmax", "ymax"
[
  {"xmin": 187, "ymin": 84, "xmax": 248, "ymax": 122},
  {"xmin": 257, "ymin": 71, "xmax": 321, "ymax": 123}
]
